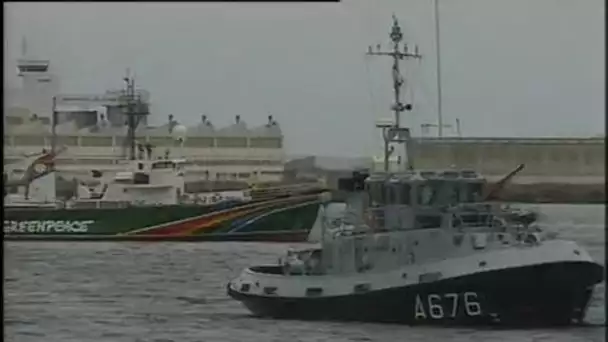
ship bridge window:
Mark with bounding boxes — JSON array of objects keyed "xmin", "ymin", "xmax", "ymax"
[
  {"xmin": 152, "ymin": 161, "xmax": 175, "ymax": 169},
  {"xmin": 367, "ymin": 181, "xmax": 386, "ymax": 206},
  {"xmin": 417, "ymin": 183, "xmax": 440, "ymax": 206},
  {"xmin": 400, "ymin": 183, "xmax": 411, "ymax": 205},
  {"xmin": 459, "ymin": 213, "xmax": 491, "ymax": 227},
  {"xmin": 415, "ymin": 215, "xmax": 442, "ymax": 229},
  {"xmin": 387, "ymin": 183, "xmax": 399, "ymax": 204},
  {"xmin": 464, "ymin": 183, "xmax": 484, "ymax": 202},
  {"xmin": 447, "ymin": 183, "xmax": 461, "ymax": 204},
  {"xmin": 441, "ymin": 171, "xmax": 459, "ymax": 179},
  {"xmin": 461, "ymin": 170, "xmax": 478, "ymax": 178},
  {"xmin": 420, "ymin": 171, "xmax": 437, "ymax": 178},
  {"xmin": 452, "ymin": 215, "xmax": 463, "ymax": 228}
]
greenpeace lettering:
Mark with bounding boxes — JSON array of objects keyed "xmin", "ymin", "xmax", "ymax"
[
  {"xmin": 3, "ymin": 220, "xmax": 95, "ymax": 234},
  {"xmin": 414, "ymin": 292, "xmax": 482, "ymax": 320}
]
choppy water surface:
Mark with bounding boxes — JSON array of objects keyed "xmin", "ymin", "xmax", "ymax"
[{"xmin": 4, "ymin": 204, "xmax": 605, "ymax": 342}]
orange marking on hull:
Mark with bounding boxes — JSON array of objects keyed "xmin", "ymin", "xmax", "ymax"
[
  {"xmin": 133, "ymin": 196, "xmax": 315, "ymax": 236},
  {"xmin": 126, "ymin": 195, "xmax": 316, "ymax": 236},
  {"xmin": 139, "ymin": 206, "xmax": 263, "ymax": 236},
  {"xmin": 180, "ymin": 206, "xmax": 271, "ymax": 236}
]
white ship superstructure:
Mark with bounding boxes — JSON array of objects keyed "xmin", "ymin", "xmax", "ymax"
[{"xmin": 4, "ymin": 51, "xmax": 285, "ymax": 183}]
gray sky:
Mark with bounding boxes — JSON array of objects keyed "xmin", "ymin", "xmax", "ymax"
[{"xmin": 4, "ymin": 0, "xmax": 605, "ymax": 157}]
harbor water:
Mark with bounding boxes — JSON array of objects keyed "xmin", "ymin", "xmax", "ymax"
[{"xmin": 4, "ymin": 204, "xmax": 605, "ymax": 342}]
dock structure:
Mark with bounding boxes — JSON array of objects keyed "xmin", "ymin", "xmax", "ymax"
[
  {"xmin": 4, "ymin": 47, "xmax": 285, "ymax": 183},
  {"xmin": 4, "ymin": 114, "xmax": 285, "ymax": 183},
  {"xmin": 287, "ymin": 137, "xmax": 605, "ymax": 190},
  {"xmin": 410, "ymin": 137, "xmax": 605, "ymax": 181}
]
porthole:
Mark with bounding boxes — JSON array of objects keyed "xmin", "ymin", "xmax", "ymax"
[{"xmin": 263, "ymin": 287, "xmax": 277, "ymax": 295}]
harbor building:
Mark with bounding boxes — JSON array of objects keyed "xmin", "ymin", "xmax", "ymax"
[
  {"xmin": 4, "ymin": 50, "xmax": 604, "ymax": 185},
  {"xmin": 287, "ymin": 136, "xmax": 605, "ymax": 187},
  {"xmin": 4, "ymin": 52, "xmax": 285, "ymax": 183}
]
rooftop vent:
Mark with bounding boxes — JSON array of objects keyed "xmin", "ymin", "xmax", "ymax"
[{"xmin": 267, "ymin": 115, "xmax": 277, "ymax": 126}]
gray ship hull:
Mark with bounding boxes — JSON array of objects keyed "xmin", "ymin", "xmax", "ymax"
[{"xmin": 228, "ymin": 261, "xmax": 603, "ymax": 326}]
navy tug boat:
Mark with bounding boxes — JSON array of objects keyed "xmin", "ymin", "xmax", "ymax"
[{"xmin": 227, "ymin": 16, "xmax": 604, "ymax": 326}]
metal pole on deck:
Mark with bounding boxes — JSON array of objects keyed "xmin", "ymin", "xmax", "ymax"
[
  {"xmin": 434, "ymin": 0, "xmax": 444, "ymax": 138},
  {"xmin": 367, "ymin": 15, "xmax": 421, "ymax": 171},
  {"xmin": 383, "ymin": 130, "xmax": 390, "ymax": 172},
  {"xmin": 51, "ymin": 96, "xmax": 57, "ymax": 154}
]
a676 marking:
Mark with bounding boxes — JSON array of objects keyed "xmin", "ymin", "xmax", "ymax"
[{"xmin": 415, "ymin": 292, "xmax": 482, "ymax": 320}]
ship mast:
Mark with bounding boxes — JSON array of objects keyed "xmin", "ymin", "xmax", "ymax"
[
  {"xmin": 434, "ymin": 0, "xmax": 444, "ymax": 138},
  {"xmin": 123, "ymin": 70, "xmax": 140, "ymax": 161},
  {"xmin": 366, "ymin": 15, "xmax": 421, "ymax": 171}
]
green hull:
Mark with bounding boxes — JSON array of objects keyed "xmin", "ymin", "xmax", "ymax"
[{"xmin": 3, "ymin": 195, "xmax": 321, "ymax": 242}]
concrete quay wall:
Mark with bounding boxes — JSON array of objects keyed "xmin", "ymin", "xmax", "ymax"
[{"xmin": 410, "ymin": 137, "xmax": 605, "ymax": 180}]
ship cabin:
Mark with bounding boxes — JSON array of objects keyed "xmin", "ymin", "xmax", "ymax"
[
  {"xmin": 72, "ymin": 146, "xmax": 187, "ymax": 208},
  {"xmin": 347, "ymin": 169, "xmax": 498, "ymax": 233},
  {"xmin": 254, "ymin": 169, "xmax": 513, "ymax": 278},
  {"xmin": 123, "ymin": 158, "xmax": 187, "ymax": 185}
]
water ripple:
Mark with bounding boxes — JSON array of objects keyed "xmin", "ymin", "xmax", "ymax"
[{"xmin": 4, "ymin": 204, "xmax": 605, "ymax": 342}]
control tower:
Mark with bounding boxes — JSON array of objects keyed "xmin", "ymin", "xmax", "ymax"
[{"xmin": 16, "ymin": 38, "xmax": 59, "ymax": 121}]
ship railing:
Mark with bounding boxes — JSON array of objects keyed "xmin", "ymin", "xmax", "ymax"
[
  {"xmin": 364, "ymin": 207, "xmax": 386, "ymax": 231},
  {"xmin": 69, "ymin": 200, "xmax": 132, "ymax": 209},
  {"xmin": 321, "ymin": 212, "xmax": 344, "ymax": 230},
  {"xmin": 455, "ymin": 212, "xmax": 491, "ymax": 227},
  {"xmin": 328, "ymin": 206, "xmax": 389, "ymax": 233},
  {"xmin": 316, "ymin": 203, "xmax": 369, "ymax": 239},
  {"xmin": 450, "ymin": 212, "xmax": 543, "ymax": 239}
]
